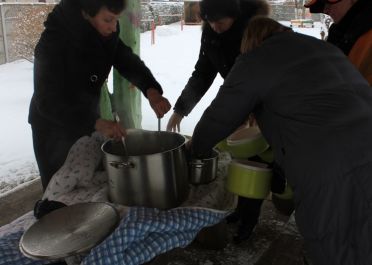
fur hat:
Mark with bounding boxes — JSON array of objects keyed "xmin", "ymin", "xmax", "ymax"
[{"xmin": 200, "ymin": 0, "xmax": 241, "ymax": 21}]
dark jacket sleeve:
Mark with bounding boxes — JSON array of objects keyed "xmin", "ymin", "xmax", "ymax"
[
  {"xmin": 173, "ymin": 35, "xmax": 218, "ymax": 117},
  {"xmin": 191, "ymin": 53, "xmax": 267, "ymax": 157},
  {"xmin": 32, "ymin": 31, "xmax": 98, "ymax": 131},
  {"xmin": 113, "ymin": 39, "xmax": 163, "ymax": 97}
]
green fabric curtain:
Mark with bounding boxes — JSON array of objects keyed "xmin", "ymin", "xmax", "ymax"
[
  {"xmin": 100, "ymin": 0, "xmax": 142, "ymax": 128},
  {"xmin": 99, "ymin": 82, "xmax": 114, "ymax": 121}
]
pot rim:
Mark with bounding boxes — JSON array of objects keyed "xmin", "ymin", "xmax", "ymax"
[
  {"xmin": 189, "ymin": 148, "xmax": 219, "ymax": 163},
  {"xmin": 101, "ymin": 129, "xmax": 187, "ymax": 157},
  {"xmin": 230, "ymin": 159, "xmax": 271, "ymax": 172},
  {"xmin": 226, "ymin": 127, "xmax": 263, "ymax": 146}
]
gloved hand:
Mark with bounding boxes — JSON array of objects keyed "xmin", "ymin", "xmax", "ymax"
[
  {"xmin": 34, "ymin": 199, "xmax": 67, "ymax": 219},
  {"xmin": 186, "ymin": 141, "xmax": 212, "ymax": 160},
  {"xmin": 166, "ymin": 112, "xmax": 183, "ymax": 132},
  {"xmin": 270, "ymin": 161, "xmax": 286, "ymax": 194}
]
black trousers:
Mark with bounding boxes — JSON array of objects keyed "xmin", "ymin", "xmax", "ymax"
[
  {"xmin": 237, "ymin": 196, "xmax": 264, "ymax": 226},
  {"xmin": 31, "ymin": 126, "xmax": 82, "ymax": 190}
]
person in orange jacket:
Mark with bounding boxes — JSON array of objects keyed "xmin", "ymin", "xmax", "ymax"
[{"xmin": 305, "ymin": 0, "xmax": 372, "ymax": 85}]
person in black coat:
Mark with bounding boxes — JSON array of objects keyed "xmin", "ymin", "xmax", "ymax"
[
  {"xmin": 190, "ymin": 16, "xmax": 372, "ymax": 265},
  {"xmin": 29, "ymin": 0, "xmax": 171, "ymax": 190},
  {"xmin": 167, "ymin": 0, "xmax": 269, "ymax": 129},
  {"xmin": 166, "ymin": 0, "xmax": 270, "ymax": 243}
]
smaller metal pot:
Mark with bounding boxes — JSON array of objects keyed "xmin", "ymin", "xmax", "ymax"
[{"xmin": 189, "ymin": 149, "xmax": 219, "ymax": 185}]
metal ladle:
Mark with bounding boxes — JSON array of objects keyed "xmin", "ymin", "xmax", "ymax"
[{"xmin": 114, "ymin": 112, "xmax": 129, "ymax": 160}]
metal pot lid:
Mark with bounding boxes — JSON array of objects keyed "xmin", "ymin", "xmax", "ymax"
[{"xmin": 20, "ymin": 202, "xmax": 120, "ymax": 260}]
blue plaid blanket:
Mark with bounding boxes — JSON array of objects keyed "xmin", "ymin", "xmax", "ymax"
[
  {"xmin": 83, "ymin": 207, "xmax": 228, "ymax": 265},
  {"xmin": 0, "ymin": 207, "xmax": 228, "ymax": 265},
  {"xmin": 0, "ymin": 230, "xmax": 51, "ymax": 265}
]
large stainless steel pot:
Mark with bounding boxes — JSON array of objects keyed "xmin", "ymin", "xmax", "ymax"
[{"xmin": 102, "ymin": 129, "xmax": 189, "ymax": 209}]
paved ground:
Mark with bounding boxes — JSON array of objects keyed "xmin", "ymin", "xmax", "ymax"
[{"xmin": 148, "ymin": 198, "xmax": 306, "ymax": 265}]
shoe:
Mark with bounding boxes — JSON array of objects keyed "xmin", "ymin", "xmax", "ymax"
[
  {"xmin": 270, "ymin": 162, "xmax": 286, "ymax": 194},
  {"xmin": 303, "ymin": 253, "xmax": 314, "ymax": 265},
  {"xmin": 34, "ymin": 199, "xmax": 67, "ymax": 219},
  {"xmin": 233, "ymin": 222, "xmax": 256, "ymax": 244}
]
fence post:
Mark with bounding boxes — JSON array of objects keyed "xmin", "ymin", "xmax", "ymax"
[
  {"xmin": 0, "ymin": 4, "xmax": 9, "ymax": 63},
  {"xmin": 151, "ymin": 20, "xmax": 155, "ymax": 45}
]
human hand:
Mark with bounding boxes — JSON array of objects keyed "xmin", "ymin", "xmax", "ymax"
[
  {"xmin": 166, "ymin": 112, "xmax": 183, "ymax": 132},
  {"xmin": 95, "ymin": 118, "xmax": 126, "ymax": 140},
  {"xmin": 147, "ymin": 88, "xmax": 171, "ymax": 118}
]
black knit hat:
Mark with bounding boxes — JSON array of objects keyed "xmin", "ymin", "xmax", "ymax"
[
  {"xmin": 304, "ymin": 0, "xmax": 325, "ymax": 13},
  {"xmin": 304, "ymin": 0, "xmax": 343, "ymax": 13},
  {"xmin": 200, "ymin": 0, "xmax": 240, "ymax": 21}
]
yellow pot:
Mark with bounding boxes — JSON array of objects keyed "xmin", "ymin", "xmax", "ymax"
[
  {"xmin": 227, "ymin": 159, "xmax": 272, "ymax": 199},
  {"xmin": 215, "ymin": 139, "xmax": 230, "ymax": 152},
  {"xmin": 258, "ymin": 147, "xmax": 274, "ymax": 163},
  {"xmin": 226, "ymin": 127, "xmax": 269, "ymax": 159},
  {"xmin": 272, "ymin": 184, "xmax": 293, "ymax": 200}
]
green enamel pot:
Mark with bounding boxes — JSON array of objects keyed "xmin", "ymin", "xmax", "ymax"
[
  {"xmin": 258, "ymin": 147, "xmax": 274, "ymax": 163},
  {"xmin": 272, "ymin": 184, "xmax": 293, "ymax": 200},
  {"xmin": 272, "ymin": 185, "xmax": 295, "ymax": 216},
  {"xmin": 226, "ymin": 127, "xmax": 269, "ymax": 159},
  {"xmin": 215, "ymin": 139, "xmax": 230, "ymax": 152},
  {"xmin": 227, "ymin": 159, "xmax": 272, "ymax": 199}
]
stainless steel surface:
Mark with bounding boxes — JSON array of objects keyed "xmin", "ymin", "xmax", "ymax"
[
  {"xmin": 158, "ymin": 118, "xmax": 161, "ymax": 131},
  {"xmin": 20, "ymin": 202, "xmax": 120, "ymax": 260},
  {"xmin": 189, "ymin": 149, "xmax": 219, "ymax": 185},
  {"xmin": 102, "ymin": 129, "xmax": 190, "ymax": 209},
  {"xmin": 120, "ymin": 136, "xmax": 128, "ymax": 158}
]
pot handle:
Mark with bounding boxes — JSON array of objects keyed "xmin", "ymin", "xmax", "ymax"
[{"xmin": 109, "ymin": 161, "xmax": 135, "ymax": 169}]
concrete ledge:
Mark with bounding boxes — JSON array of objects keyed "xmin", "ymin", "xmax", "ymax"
[{"xmin": 0, "ymin": 178, "xmax": 43, "ymax": 227}]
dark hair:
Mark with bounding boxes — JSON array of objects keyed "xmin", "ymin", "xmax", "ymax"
[
  {"xmin": 200, "ymin": 0, "xmax": 240, "ymax": 21},
  {"xmin": 79, "ymin": 0, "xmax": 126, "ymax": 17}
]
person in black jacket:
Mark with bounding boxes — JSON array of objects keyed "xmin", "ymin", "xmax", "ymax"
[
  {"xmin": 190, "ymin": 16, "xmax": 372, "ymax": 265},
  {"xmin": 166, "ymin": 0, "xmax": 269, "ymax": 131},
  {"xmin": 29, "ymin": 0, "xmax": 171, "ymax": 190},
  {"xmin": 304, "ymin": 0, "xmax": 372, "ymax": 85},
  {"xmin": 166, "ymin": 0, "xmax": 270, "ymax": 243}
]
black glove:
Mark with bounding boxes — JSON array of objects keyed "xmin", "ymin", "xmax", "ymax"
[
  {"xmin": 34, "ymin": 199, "xmax": 67, "ymax": 219},
  {"xmin": 270, "ymin": 161, "xmax": 286, "ymax": 194}
]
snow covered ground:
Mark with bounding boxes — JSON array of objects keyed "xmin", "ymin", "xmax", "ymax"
[{"xmin": 0, "ymin": 22, "xmax": 322, "ymax": 194}]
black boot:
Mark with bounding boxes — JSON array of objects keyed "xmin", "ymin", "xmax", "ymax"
[
  {"xmin": 233, "ymin": 222, "xmax": 256, "ymax": 244},
  {"xmin": 225, "ymin": 210, "xmax": 240, "ymax": 224},
  {"xmin": 233, "ymin": 197, "xmax": 264, "ymax": 244}
]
